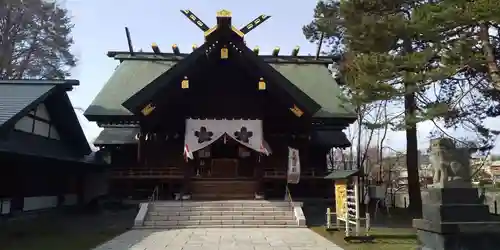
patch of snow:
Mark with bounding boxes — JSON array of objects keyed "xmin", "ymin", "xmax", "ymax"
[{"xmin": 74, "ymin": 108, "xmax": 102, "ymax": 152}]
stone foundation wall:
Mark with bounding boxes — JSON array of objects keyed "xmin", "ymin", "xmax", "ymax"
[{"xmin": 392, "ymin": 191, "xmax": 500, "ymax": 215}]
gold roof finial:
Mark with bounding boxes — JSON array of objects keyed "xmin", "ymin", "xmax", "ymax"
[{"xmin": 217, "ymin": 9, "xmax": 232, "ymax": 17}]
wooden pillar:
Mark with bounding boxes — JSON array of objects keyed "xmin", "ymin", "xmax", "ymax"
[
  {"xmin": 76, "ymin": 172, "xmax": 85, "ymax": 206},
  {"xmin": 256, "ymin": 154, "xmax": 264, "ymax": 194},
  {"xmin": 182, "ymin": 160, "xmax": 194, "ymax": 194},
  {"xmin": 56, "ymin": 169, "xmax": 66, "ymax": 207},
  {"xmin": 11, "ymin": 167, "xmax": 24, "ymax": 212},
  {"xmin": 138, "ymin": 123, "xmax": 146, "ymax": 165}
]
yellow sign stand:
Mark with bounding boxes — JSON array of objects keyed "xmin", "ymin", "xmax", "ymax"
[
  {"xmin": 335, "ymin": 180, "xmax": 347, "ymax": 221},
  {"xmin": 325, "ymin": 170, "xmax": 372, "ymax": 242}
]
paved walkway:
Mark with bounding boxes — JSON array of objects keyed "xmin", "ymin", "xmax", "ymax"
[{"xmin": 92, "ymin": 228, "xmax": 344, "ymax": 250}]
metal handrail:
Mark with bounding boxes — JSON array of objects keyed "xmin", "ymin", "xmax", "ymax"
[
  {"xmin": 285, "ymin": 184, "xmax": 294, "ymax": 208},
  {"xmin": 148, "ymin": 185, "xmax": 159, "ymax": 203}
]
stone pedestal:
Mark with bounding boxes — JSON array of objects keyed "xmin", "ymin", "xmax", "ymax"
[{"xmin": 413, "ymin": 188, "xmax": 500, "ymax": 250}]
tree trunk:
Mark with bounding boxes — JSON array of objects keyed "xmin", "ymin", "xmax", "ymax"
[
  {"xmin": 479, "ymin": 22, "xmax": 500, "ymax": 90},
  {"xmin": 404, "ymin": 91, "xmax": 422, "ymax": 217},
  {"xmin": 403, "ymin": 39, "xmax": 422, "ymax": 216}
]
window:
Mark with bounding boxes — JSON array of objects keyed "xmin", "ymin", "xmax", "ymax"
[
  {"xmin": 13, "ymin": 103, "xmax": 61, "ymax": 140},
  {"xmin": 49, "ymin": 125, "xmax": 60, "ymax": 140},
  {"xmin": 34, "ymin": 104, "xmax": 50, "ymax": 121},
  {"xmin": 14, "ymin": 116, "xmax": 34, "ymax": 133},
  {"xmin": 33, "ymin": 119, "xmax": 50, "ymax": 137}
]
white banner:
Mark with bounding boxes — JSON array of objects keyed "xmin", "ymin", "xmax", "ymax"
[
  {"xmin": 287, "ymin": 147, "xmax": 301, "ymax": 184},
  {"xmin": 184, "ymin": 119, "xmax": 270, "ymax": 160},
  {"xmin": 225, "ymin": 119, "xmax": 264, "ymax": 153}
]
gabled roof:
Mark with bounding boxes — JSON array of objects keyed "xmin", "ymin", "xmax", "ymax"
[
  {"xmin": 0, "ymin": 84, "xmax": 54, "ymax": 128},
  {"xmin": 94, "ymin": 126, "xmax": 140, "ymax": 145},
  {"xmin": 121, "ymin": 43, "xmax": 323, "ymax": 118},
  {"xmin": 84, "ymin": 60, "xmax": 174, "ymax": 118},
  {"xmin": 84, "ymin": 55, "xmax": 356, "ymax": 121},
  {"xmin": 324, "ymin": 169, "xmax": 360, "ymax": 180},
  {"xmin": 0, "ymin": 79, "xmax": 91, "ymax": 158},
  {"xmin": 311, "ymin": 129, "xmax": 351, "ymax": 148}
]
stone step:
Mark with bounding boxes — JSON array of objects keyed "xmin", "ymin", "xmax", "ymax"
[
  {"xmin": 143, "ymin": 219, "xmax": 298, "ymax": 227},
  {"xmin": 152, "ymin": 201, "xmax": 292, "ymax": 208},
  {"xmin": 147, "ymin": 215, "xmax": 294, "ymax": 221},
  {"xmin": 134, "ymin": 224, "xmax": 303, "ymax": 229},
  {"xmin": 148, "ymin": 210, "xmax": 293, "ymax": 216},
  {"xmin": 150, "ymin": 206, "xmax": 292, "ymax": 212}
]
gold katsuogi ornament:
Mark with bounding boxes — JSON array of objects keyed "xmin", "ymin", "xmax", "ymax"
[
  {"xmin": 253, "ymin": 46, "xmax": 260, "ymax": 55},
  {"xmin": 221, "ymin": 47, "xmax": 228, "ymax": 59},
  {"xmin": 290, "ymin": 104, "xmax": 304, "ymax": 117},
  {"xmin": 258, "ymin": 77, "xmax": 266, "ymax": 90},
  {"xmin": 291, "ymin": 46, "xmax": 300, "ymax": 56},
  {"xmin": 141, "ymin": 103, "xmax": 156, "ymax": 116},
  {"xmin": 181, "ymin": 76, "xmax": 189, "ymax": 89},
  {"xmin": 151, "ymin": 42, "xmax": 161, "ymax": 54}
]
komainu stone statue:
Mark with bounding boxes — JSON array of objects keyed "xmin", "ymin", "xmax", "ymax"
[{"xmin": 428, "ymin": 138, "xmax": 472, "ymax": 188}]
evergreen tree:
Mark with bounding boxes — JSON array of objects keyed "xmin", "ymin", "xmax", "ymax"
[
  {"xmin": 416, "ymin": 0, "xmax": 500, "ymax": 90},
  {"xmin": 413, "ymin": 0, "xmax": 500, "ymax": 141},
  {"xmin": 304, "ymin": 0, "xmax": 500, "ymax": 214},
  {"xmin": 0, "ymin": 0, "xmax": 76, "ymax": 79}
]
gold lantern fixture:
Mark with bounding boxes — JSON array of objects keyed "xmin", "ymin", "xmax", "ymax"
[
  {"xmin": 181, "ymin": 76, "xmax": 189, "ymax": 89},
  {"xmin": 221, "ymin": 46, "xmax": 228, "ymax": 59},
  {"xmin": 258, "ymin": 77, "xmax": 266, "ymax": 90},
  {"xmin": 289, "ymin": 104, "xmax": 304, "ymax": 117}
]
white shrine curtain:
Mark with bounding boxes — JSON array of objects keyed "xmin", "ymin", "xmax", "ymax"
[
  {"xmin": 225, "ymin": 119, "xmax": 269, "ymax": 155},
  {"xmin": 184, "ymin": 119, "xmax": 271, "ymax": 160}
]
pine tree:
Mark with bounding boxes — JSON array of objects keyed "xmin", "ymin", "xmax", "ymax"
[
  {"xmin": 412, "ymin": 0, "xmax": 500, "ymax": 142},
  {"xmin": 303, "ymin": 0, "xmax": 500, "ymax": 214},
  {"xmin": 0, "ymin": 0, "xmax": 76, "ymax": 79},
  {"xmin": 416, "ymin": 0, "xmax": 500, "ymax": 90}
]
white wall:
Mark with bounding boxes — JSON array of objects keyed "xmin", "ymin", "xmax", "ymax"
[
  {"xmin": 1, "ymin": 199, "xmax": 11, "ymax": 214},
  {"xmin": 23, "ymin": 196, "xmax": 58, "ymax": 211},
  {"xmin": 0, "ymin": 193, "xmax": 80, "ymax": 214}
]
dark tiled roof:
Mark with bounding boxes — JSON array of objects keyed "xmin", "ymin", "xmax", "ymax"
[
  {"xmin": 94, "ymin": 127, "xmax": 140, "ymax": 145},
  {"xmin": 84, "ymin": 60, "xmax": 355, "ymax": 119},
  {"xmin": 0, "ymin": 84, "xmax": 55, "ymax": 128}
]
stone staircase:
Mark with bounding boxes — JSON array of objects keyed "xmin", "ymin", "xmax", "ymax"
[{"xmin": 134, "ymin": 200, "xmax": 306, "ymax": 229}]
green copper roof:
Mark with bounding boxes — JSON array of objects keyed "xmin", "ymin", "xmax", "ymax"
[
  {"xmin": 84, "ymin": 60, "xmax": 355, "ymax": 120},
  {"xmin": 271, "ymin": 64, "xmax": 355, "ymax": 118},
  {"xmin": 84, "ymin": 60, "xmax": 175, "ymax": 117},
  {"xmin": 324, "ymin": 169, "xmax": 360, "ymax": 180}
]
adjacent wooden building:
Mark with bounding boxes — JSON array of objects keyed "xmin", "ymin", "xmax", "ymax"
[
  {"xmin": 0, "ymin": 80, "xmax": 104, "ymax": 215},
  {"xmin": 85, "ymin": 10, "xmax": 356, "ymax": 200}
]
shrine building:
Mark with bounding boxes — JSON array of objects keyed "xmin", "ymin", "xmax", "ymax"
[
  {"xmin": 84, "ymin": 10, "xmax": 356, "ymax": 200},
  {"xmin": 0, "ymin": 80, "xmax": 105, "ymax": 215}
]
